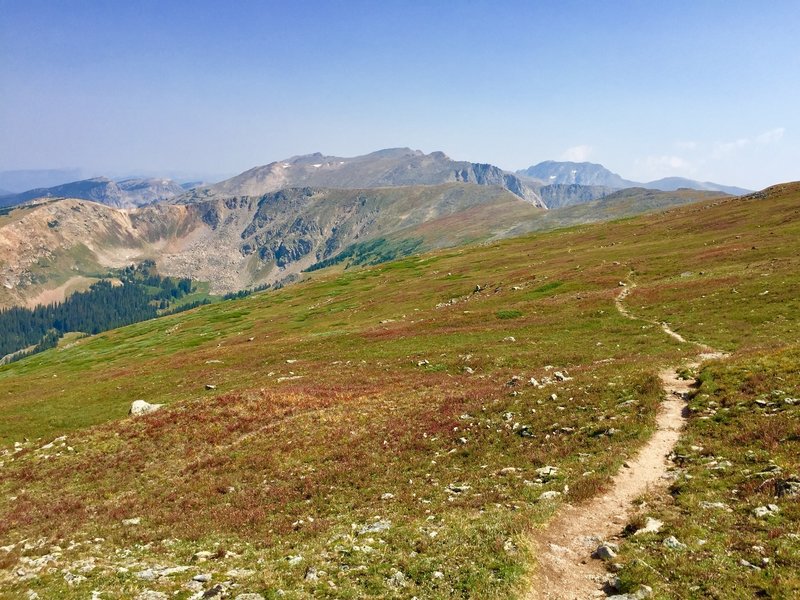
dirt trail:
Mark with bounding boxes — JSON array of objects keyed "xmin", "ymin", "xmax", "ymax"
[{"xmin": 526, "ymin": 279, "xmax": 725, "ymax": 599}]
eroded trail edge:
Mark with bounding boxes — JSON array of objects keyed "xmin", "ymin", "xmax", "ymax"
[{"xmin": 525, "ymin": 280, "xmax": 724, "ymax": 599}]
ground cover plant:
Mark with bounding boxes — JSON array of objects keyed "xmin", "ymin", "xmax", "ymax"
[
  {"xmin": 614, "ymin": 346, "xmax": 800, "ymax": 598},
  {"xmin": 0, "ymin": 183, "xmax": 799, "ymax": 598}
]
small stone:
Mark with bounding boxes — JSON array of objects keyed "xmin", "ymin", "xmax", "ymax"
[
  {"xmin": 387, "ymin": 570, "xmax": 407, "ymax": 588},
  {"xmin": 136, "ymin": 592, "xmax": 168, "ymax": 600},
  {"xmin": 201, "ymin": 585, "xmax": 225, "ymax": 598},
  {"xmin": 192, "ymin": 550, "xmax": 214, "ymax": 562},
  {"xmin": 129, "ymin": 400, "xmax": 163, "ymax": 416},
  {"xmin": 503, "ymin": 336, "xmax": 516, "ymax": 342},
  {"xmin": 752, "ymin": 504, "xmax": 780, "ymax": 518},
  {"xmin": 432, "ymin": 571, "xmax": 444, "ymax": 579},
  {"xmin": 634, "ymin": 517, "xmax": 663, "ymax": 535},
  {"xmin": 739, "ymin": 558, "xmax": 762, "ymax": 571},
  {"xmin": 358, "ymin": 519, "xmax": 391, "ymax": 535},
  {"xmin": 663, "ymin": 536, "xmax": 687, "ymax": 550},
  {"xmin": 287, "ymin": 555, "xmax": 303, "ymax": 566},
  {"xmin": 121, "ymin": 517, "xmax": 141, "ymax": 526},
  {"xmin": 205, "ymin": 384, "xmax": 217, "ymax": 390},
  {"xmin": 593, "ymin": 542, "xmax": 618, "ymax": 560},
  {"xmin": 193, "ymin": 573, "xmax": 212, "ymax": 582},
  {"xmin": 538, "ymin": 490, "xmax": 561, "ymax": 501},
  {"xmin": 235, "ymin": 595, "xmax": 265, "ymax": 600},
  {"xmin": 304, "ymin": 567, "xmax": 318, "ymax": 582},
  {"xmin": 536, "ymin": 465, "xmax": 559, "ymax": 479},
  {"xmin": 699, "ymin": 501, "xmax": 728, "ymax": 510}
]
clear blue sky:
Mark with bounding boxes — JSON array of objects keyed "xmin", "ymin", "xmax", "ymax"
[{"xmin": 1, "ymin": 0, "xmax": 798, "ymax": 189}]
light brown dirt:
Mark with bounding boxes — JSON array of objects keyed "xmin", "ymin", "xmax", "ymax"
[{"xmin": 525, "ymin": 279, "xmax": 725, "ymax": 599}]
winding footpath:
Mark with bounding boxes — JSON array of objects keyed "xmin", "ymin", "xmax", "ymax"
[{"xmin": 526, "ymin": 278, "xmax": 726, "ymax": 599}]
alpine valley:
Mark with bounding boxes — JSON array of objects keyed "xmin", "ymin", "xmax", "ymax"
[{"xmin": 1, "ymin": 147, "xmax": 799, "ymax": 600}]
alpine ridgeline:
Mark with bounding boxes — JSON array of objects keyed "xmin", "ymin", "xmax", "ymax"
[
  {"xmin": 0, "ymin": 177, "xmax": 187, "ymax": 209},
  {"xmin": 184, "ymin": 148, "xmax": 545, "ymax": 207},
  {"xmin": 518, "ymin": 160, "xmax": 752, "ymax": 196}
]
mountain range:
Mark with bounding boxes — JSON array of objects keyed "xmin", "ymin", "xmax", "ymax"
[
  {"xmin": 0, "ymin": 150, "xmax": 751, "ymax": 212},
  {"xmin": 0, "ymin": 177, "xmax": 186, "ymax": 209},
  {"xmin": 0, "ymin": 147, "xmax": 751, "ymax": 308},
  {"xmin": 517, "ymin": 160, "xmax": 752, "ymax": 196}
]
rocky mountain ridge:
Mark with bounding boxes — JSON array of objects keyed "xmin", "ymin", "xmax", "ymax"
[
  {"xmin": 0, "ymin": 183, "xmax": 541, "ymax": 306},
  {"xmin": 181, "ymin": 148, "xmax": 545, "ymax": 207},
  {"xmin": 0, "ymin": 177, "xmax": 187, "ymax": 209}
]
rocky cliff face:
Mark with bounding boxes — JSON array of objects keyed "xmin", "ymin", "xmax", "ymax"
[{"xmin": 538, "ymin": 184, "xmax": 618, "ymax": 209}]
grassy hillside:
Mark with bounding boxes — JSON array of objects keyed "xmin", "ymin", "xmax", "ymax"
[{"xmin": 0, "ymin": 184, "xmax": 798, "ymax": 599}]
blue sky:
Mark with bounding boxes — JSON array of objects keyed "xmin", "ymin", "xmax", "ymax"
[{"xmin": 1, "ymin": 0, "xmax": 798, "ymax": 189}]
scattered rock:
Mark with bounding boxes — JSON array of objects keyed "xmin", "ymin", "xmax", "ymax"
[
  {"xmin": 535, "ymin": 465, "xmax": 558, "ymax": 480},
  {"xmin": 226, "ymin": 569, "xmax": 256, "ymax": 579},
  {"xmin": 538, "ymin": 491, "xmax": 562, "ymax": 502},
  {"xmin": 201, "ymin": 584, "xmax": 225, "ymax": 598},
  {"xmin": 607, "ymin": 585, "xmax": 653, "ymax": 599},
  {"xmin": 503, "ymin": 336, "xmax": 516, "ymax": 342},
  {"xmin": 633, "ymin": 517, "xmax": 663, "ymax": 536},
  {"xmin": 129, "ymin": 400, "xmax": 163, "ymax": 416},
  {"xmin": 136, "ymin": 593, "xmax": 168, "ymax": 600},
  {"xmin": 358, "ymin": 520, "xmax": 391, "ymax": 535},
  {"xmin": 699, "ymin": 501, "xmax": 729, "ymax": 510},
  {"xmin": 445, "ymin": 483, "xmax": 471, "ymax": 494},
  {"xmin": 235, "ymin": 595, "xmax": 265, "ymax": 600},
  {"xmin": 462, "ymin": 366, "xmax": 474, "ymax": 374},
  {"xmin": 593, "ymin": 542, "xmax": 618, "ymax": 560},
  {"xmin": 193, "ymin": 573, "xmax": 212, "ymax": 582},
  {"xmin": 416, "ymin": 359, "xmax": 430, "ymax": 367},
  {"xmin": 387, "ymin": 569, "xmax": 407, "ymax": 588},
  {"xmin": 192, "ymin": 551, "xmax": 214, "ymax": 562},
  {"xmin": 752, "ymin": 504, "xmax": 780, "ymax": 518},
  {"xmin": 121, "ymin": 517, "xmax": 141, "ymax": 526},
  {"xmin": 663, "ymin": 536, "xmax": 687, "ymax": 550},
  {"xmin": 286, "ymin": 555, "xmax": 303, "ymax": 566},
  {"xmin": 432, "ymin": 571, "xmax": 444, "ymax": 579},
  {"xmin": 63, "ymin": 572, "xmax": 86, "ymax": 586},
  {"xmin": 205, "ymin": 384, "xmax": 217, "ymax": 390},
  {"xmin": 304, "ymin": 566, "xmax": 318, "ymax": 582},
  {"xmin": 739, "ymin": 558, "xmax": 762, "ymax": 571}
]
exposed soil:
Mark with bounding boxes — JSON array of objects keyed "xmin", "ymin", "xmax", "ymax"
[{"xmin": 526, "ymin": 280, "xmax": 725, "ymax": 599}]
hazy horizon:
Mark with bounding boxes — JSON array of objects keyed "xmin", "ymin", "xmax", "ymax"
[{"xmin": 2, "ymin": 1, "xmax": 798, "ymax": 190}]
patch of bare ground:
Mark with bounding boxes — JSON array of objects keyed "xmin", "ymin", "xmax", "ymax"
[{"xmin": 526, "ymin": 279, "xmax": 726, "ymax": 599}]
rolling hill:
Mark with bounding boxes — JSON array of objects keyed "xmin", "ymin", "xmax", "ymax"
[{"xmin": 0, "ymin": 182, "xmax": 797, "ymax": 598}]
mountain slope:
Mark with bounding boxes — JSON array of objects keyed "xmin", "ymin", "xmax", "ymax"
[
  {"xmin": 0, "ymin": 177, "xmax": 186, "ymax": 209},
  {"xmin": 0, "ymin": 184, "xmax": 542, "ymax": 306},
  {"xmin": 0, "ymin": 183, "xmax": 798, "ymax": 598},
  {"xmin": 517, "ymin": 160, "xmax": 636, "ymax": 188},
  {"xmin": 186, "ymin": 148, "xmax": 545, "ymax": 206}
]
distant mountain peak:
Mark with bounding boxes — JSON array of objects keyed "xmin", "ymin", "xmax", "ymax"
[{"xmin": 194, "ymin": 148, "xmax": 544, "ymax": 207}]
